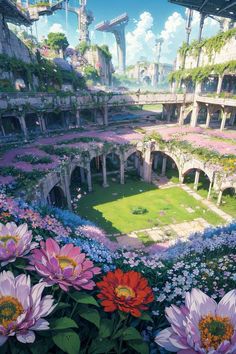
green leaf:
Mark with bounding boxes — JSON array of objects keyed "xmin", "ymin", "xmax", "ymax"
[
  {"xmin": 53, "ymin": 330, "xmax": 80, "ymax": 354},
  {"xmin": 88, "ymin": 339, "xmax": 115, "ymax": 354},
  {"xmin": 112, "ymin": 328, "xmax": 124, "ymax": 339},
  {"xmin": 52, "ymin": 302, "xmax": 71, "ymax": 313},
  {"xmin": 51, "ymin": 317, "xmax": 78, "ymax": 330},
  {"xmin": 122, "ymin": 327, "xmax": 143, "ymax": 341},
  {"xmin": 139, "ymin": 312, "xmax": 154, "ymax": 322},
  {"xmin": 99, "ymin": 319, "xmax": 113, "ymax": 338},
  {"xmin": 78, "ymin": 307, "xmax": 100, "ymax": 328},
  {"xmin": 69, "ymin": 292, "xmax": 99, "ymax": 307},
  {"xmin": 128, "ymin": 340, "xmax": 149, "ymax": 354}
]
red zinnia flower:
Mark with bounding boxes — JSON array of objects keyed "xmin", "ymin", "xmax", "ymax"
[{"xmin": 96, "ymin": 269, "xmax": 154, "ymax": 317}]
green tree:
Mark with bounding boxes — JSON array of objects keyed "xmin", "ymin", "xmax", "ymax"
[
  {"xmin": 46, "ymin": 32, "xmax": 69, "ymax": 53},
  {"xmin": 75, "ymin": 41, "xmax": 89, "ymax": 55},
  {"xmin": 83, "ymin": 65, "xmax": 100, "ymax": 83}
]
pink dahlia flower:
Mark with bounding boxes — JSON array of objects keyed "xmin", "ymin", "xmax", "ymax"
[
  {"xmin": 155, "ymin": 288, "xmax": 236, "ymax": 354},
  {"xmin": 0, "ymin": 222, "xmax": 37, "ymax": 266},
  {"xmin": 29, "ymin": 238, "xmax": 101, "ymax": 291},
  {"xmin": 0, "ymin": 271, "xmax": 55, "ymax": 346}
]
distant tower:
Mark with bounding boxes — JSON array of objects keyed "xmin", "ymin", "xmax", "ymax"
[
  {"xmin": 78, "ymin": 0, "xmax": 94, "ymax": 44},
  {"xmin": 95, "ymin": 13, "xmax": 129, "ymax": 73}
]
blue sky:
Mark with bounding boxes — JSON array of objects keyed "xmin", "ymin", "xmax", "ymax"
[{"xmin": 32, "ymin": 0, "xmax": 220, "ymax": 66}]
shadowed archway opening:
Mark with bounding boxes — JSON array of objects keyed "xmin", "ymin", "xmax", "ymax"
[
  {"xmin": 70, "ymin": 166, "xmax": 88, "ymax": 198},
  {"xmin": 209, "ymin": 110, "xmax": 222, "ymax": 129},
  {"xmin": 197, "ymin": 107, "xmax": 207, "ymax": 126},
  {"xmin": 151, "ymin": 151, "xmax": 180, "ymax": 184},
  {"xmin": 25, "ymin": 113, "xmax": 40, "ymax": 133},
  {"xmin": 126, "ymin": 151, "xmax": 143, "ymax": 179},
  {"xmin": 47, "ymin": 185, "xmax": 67, "ymax": 208},
  {"xmin": 183, "ymin": 168, "xmax": 210, "ymax": 197},
  {"xmin": 1, "ymin": 116, "xmax": 21, "ymax": 136}
]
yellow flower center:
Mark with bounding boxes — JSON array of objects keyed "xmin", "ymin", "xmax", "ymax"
[
  {"xmin": 0, "ymin": 296, "xmax": 24, "ymax": 328},
  {"xmin": 115, "ymin": 285, "xmax": 135, "ymax": 299},
  {"xmin": 0, "ymin": 235, "xmax": 18, "ymax": 244},
  {"xmin": 199, "ymin": 314, "xmax": 234, "ymax": 350},
  {"xmin": 57, "ymin": 256, "xmax": 77, "ymax": 270}
]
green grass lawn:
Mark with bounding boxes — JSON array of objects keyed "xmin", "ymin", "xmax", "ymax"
[
  {"xmin": 75, "ymin": 177, "xmax": 223, "ymax": 234},
  {"xmin": 142, "ymin": 104, "xmax": 162, "ymax": 111},
  {"xmin": 184, "ymin": 174, "xmax": 236, "ymax": 218}
]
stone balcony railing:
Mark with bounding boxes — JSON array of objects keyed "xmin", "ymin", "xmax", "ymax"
[{"xmin": 0, "ymin": 92, "xmax": 194, "ymax": 113}]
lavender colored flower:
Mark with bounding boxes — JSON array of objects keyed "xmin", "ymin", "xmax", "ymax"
[
  {"xmin": 0, "ymin": 222, "xmax": 37, "ymax": 266},
  {"xmin": 0, "ymin": 271, "xmax": 55, "ymax": 346},
  {"xmin": 29, "ymin": 238, "xmax": 101, "ymax": 291},
  {"xmin": 155, "ymin": 288, "xmax": 236, "ymax": 353}
]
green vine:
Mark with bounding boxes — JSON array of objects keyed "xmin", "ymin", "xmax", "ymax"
[
  {"xmin": 178, "ymin": 28, "xmax": 236, "ymax": 61},
  {"xmin": 169, "ymin": 59, "xmax": 236, "ymax": 83}
]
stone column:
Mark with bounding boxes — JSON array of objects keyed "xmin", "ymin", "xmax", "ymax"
[
  {"xmin": 0, "ymin": 115, "xmax": 5, "ymax": 136},
  {"xmin": 179, "ymin": 175, "xmax": 184, "ymax": 184},
  {"xmin": 94, "ymin": 109, "xmax": 98, "ymax": 124},
  {"xmin": 143, "ymin": 143, "xmax": 152, "ymax": 182},
  {"xmin": 217, "ymin": 190, "xmax": 223, "ymax": 206},
  {"xmin": 190, "ymin": 102, "xmax": 199, "ymax": 127},
  {"xmin": 19, "ymin": 113, "xmax": 28, "ymax": 139},
  {"xmin": 194, "ymin": 170, "xmax": 200, "ymax": 190},
  {"xmin": 217, "ymin": 75, "xmax": 223, "ymax": 96},
  {"xmin": 76, "ymin": 110, "xmax": 81, "ymax": 128},
  {"xmin": 207, "ymin": 176, "xmax": 214, "ymax": 200},
  {"xmin": 161, "ymin": 157, "xmax": 167, "ymax": 177},
  {"xmin": 102, "ymin": 154, "xmax": 108, "ymax": 187},
  {"xmin": 103, "ymin": 105, "xmax": 108, "ymax": 126},
  {"xmin": 86, "ymin": 163, "xmax": 92, "ymax": 192},
  {"xmin": 229, "ymin": 111, "xmax": 236, "ymax": 126},
  {"xmin": 178, "ymin": 105, "xmax": 185, "ymax": 126},
  {"xmin": 205, "ymin": 106, "xmax": 212, "ymax": 128},
  {"xmin": 61, "ymin": 168, "xmax": 72, "ymax": 210},
  {"xmin": 38, "ymin": 113, "xmax": 46, "ymax": 132},
  {"xmin": 120, "ymin": 157, "xmax": 125, "ymax": 185},
  {"xmin": 80, "ymin": 167, "xmax": 86, "ymax": 183},
  {"xmin": 220, "ymin": 110, "xmax": 227, "ymax": 131},
  {"xmin": 153, "ymin": 154, "xmax": 158, "ymax": 170},
  {"xmin": 167, "ymin": 106, "xmax": 172, "ymax": 123}
]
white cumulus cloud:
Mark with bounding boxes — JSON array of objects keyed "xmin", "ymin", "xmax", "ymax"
[{"xmin": 49, "ymin": 23, "xmax": 65, "ymax": 34}]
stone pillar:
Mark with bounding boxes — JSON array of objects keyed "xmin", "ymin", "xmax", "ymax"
[
  {"xmin": 80, "ymin": 167, "xmax": 86, "ymax": 183},
  {"xmin": 229, "ymin": 111, "xmax": 236, "ymax": 126},
  {"xmin": 61, "ymin": 168, "xmax": 72, "ymax": 210},
  {"xmin": 153, "ymin": 154, "xmax": 158, "ymax": 170},
  {"xmin": 217, "ymin": 75, "xmax": 223, "ymax": 96},
  {"xmin": 38, "ymin": 113, "xmax": 46, "ymax": 132},
  {"xmin": 143, "ymin": 143, "xmax": 152, "ymax": 182},
  {"xmin": 76, "ymin": 110, "xmax": 81, "ymax": 128},
  {"xmin": 94, "ymin": 109, "xmax": 98, "ymax": 124},
  {"xmin": 167, "ymin": 106, "xmax": 172, "ymax": 123},
  {"xmin": 103, "ymin": 105, "xmax": 108, "ymax": 126},
  {"xmin": 190, "ymin": 102, "xmax": 200, "ymax": 127},
  {"xmin": 86, "ymin": 164, "xmax": 92, "ymax": 192},
  {"xmin": 194, "ymin": 170, "xmax": 200, "ymax": 190},
  {"xmin": 207, "ymin": 177, "xmax": 213, "ymax": 200},
  {"xmin": 161, "ymin": 157, "xmax": 167, "ymax": 177},
  {"xmin": 120, "ymin": 157, "xmax": 125, "ymax": 185},
  {"xmin": 179, "ymin": 175, "xmax": 184, "ymax": 184},
  {"xmin": 102, "ymin": 154, "xmax": 108, "ymax": 187},
  {"xmin": 220, "ymin": 110, "xmax": 227, "ymax": 131},
  {"xmin": 178, "ymin": 105, "xmax": 185, "ymax": 126},
  {"xmin": 205, "ymin": 106, "xmax": 212, "ymax": 128},
  {"xmin": 0, "ymin": 115, "xmax": 5, "ymax": 136},
  {"xmin": 217, "ymin": 190, "xmax": 223, "ymax": 206},
  {"xmin": 19, "ymin": 114, "xmax": 28, "ymax": 138}
]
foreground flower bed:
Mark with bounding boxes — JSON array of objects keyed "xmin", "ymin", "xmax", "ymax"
[{"xmin": 0, "ymin": 190, "xmax": 235, "ymax": 353}]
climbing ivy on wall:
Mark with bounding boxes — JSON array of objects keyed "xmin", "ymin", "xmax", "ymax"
[
  {"xmin": 0, "ymin": 54, "xmax": 86, "ymax": 92},
  {"xmin": 168, "ymin": 60, "xmax": 236, "ymax": 83},
  {"xmin": 178, "ymin": 27, "xmax": 236, "ymax": 61}
]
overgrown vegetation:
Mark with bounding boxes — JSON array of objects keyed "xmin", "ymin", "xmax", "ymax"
[
  {"xmin": 178, "ymin": 27, "xmax": 236, "ymax": 61},
  {"xmin": 0, "ymin": 53, "xmax": 86, "ymax": 92},
  {"xmin": 169, "ymin": 59, "xmax": 236, "ymax": 83}
]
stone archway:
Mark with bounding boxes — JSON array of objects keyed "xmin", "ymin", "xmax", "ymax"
[
  {"xmin": 183, "ymin": 168, "xmax": 211, "ymax": 195},
  {"xmin": 47, "ymin": 185, "xmax": 67, "ymax": 208},
  {"xmin": 125, "ymin": 151, "xmax": 143, "ymax": 179},
  {"xmin": 151, "ymin": 150, "xmax": 181, "ymax": 183},
  {"xmin": 1, "ymin": 115, "xmax": 21, "ymax": 135}
]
